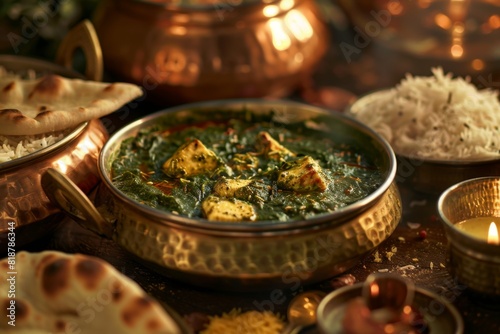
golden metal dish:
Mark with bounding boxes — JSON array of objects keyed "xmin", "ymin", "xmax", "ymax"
[
  {"xmin": 438, "ymin": 177, "xmax": 500, "ymax": 297},
  {"xmin": 42, "ymin": 99, "xmax": 402, "ymax": 291},
  {"xmin": 92, "ymin": 0, "xmax": 330, "ymax": 104}
]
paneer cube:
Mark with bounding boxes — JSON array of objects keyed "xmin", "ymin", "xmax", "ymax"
[
  {"xmin": 213, "ymin": 177, "xmax": 269, "ymax": 203},
  {"xmin": 163, "ymin": 139, "xmax": 219, "ymax": 178},
  {"xmin": 255, "ymin": 131, "xmax": 295, "ymax": 160},
  {"xmin": 213, "ymin": 178, "xmax": 253, "ymax": 198},
  {"xmin": 202, "ymin": 195, "xmax": 257, "ymax": 222},
  {"xmin": 277, "ymin": 156, "xmax": 329, "ymax": 192}
]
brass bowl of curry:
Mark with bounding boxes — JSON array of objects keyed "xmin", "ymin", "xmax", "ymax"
[{"xmin": 42, "ymin": 99, "xmax": 401, "ymax": 291}]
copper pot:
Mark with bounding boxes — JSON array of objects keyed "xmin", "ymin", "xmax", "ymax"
[
  {"xmin": 42, "ymin": 99, "xmax": 401, "ymax": 291},
  {"xmin": 0, "ymin": 21, "xmax": 108, "ymax": 247},
  {"xmin": 92, "ymin": 0, "xmax": 330, "ymax": 104}
]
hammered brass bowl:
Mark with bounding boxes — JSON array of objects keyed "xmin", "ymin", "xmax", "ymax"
[
  {"xmin": 42, "ymin": 99, "xmax": 401, "ymax": 291},
  {"xmin": 438, "ymin": 177, "xmax": 500, "ymax": 297},
  {"xmin": 92, "ymin": 0, "xmax": 329, "ymax": 104}
]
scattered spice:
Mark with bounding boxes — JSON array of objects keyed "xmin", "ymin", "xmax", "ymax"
[
  {"xmin": 373, "ymin": 250, "xmax": 382, "ymax": 263},
  {"xmin": 407, "ymin": 222, "xmax": 421, "ymax": 229}
]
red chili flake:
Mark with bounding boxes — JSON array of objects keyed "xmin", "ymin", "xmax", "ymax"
[
  {"xmin": 429, "ymin": 215, "xmax": 438, "ymax": 222},
  {"xmin": 419, "ymin": 230, "xmax": 427, "ymax": 239}
]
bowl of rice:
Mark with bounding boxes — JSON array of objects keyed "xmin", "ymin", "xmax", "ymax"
[
  {"xmin": 346, "ymin": 67, "xmax": 500, "ymax": 193},
  {"xmin": 0, "ymin": 55, "xmax": 109, "ymax": 246}
]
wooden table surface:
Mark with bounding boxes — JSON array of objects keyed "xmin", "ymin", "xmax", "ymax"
[{"xmin": 20, "ymin": 180, "xmax": 500, "ymax": 334}]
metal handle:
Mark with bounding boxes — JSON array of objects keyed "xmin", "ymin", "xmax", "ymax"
[
  {"xmin": 41, "ymin": 168, "xmax": 113, "ymax": 238},
  {"xmin": 55, "ymin": 19, "xmax": 103, "ymax": 81}
]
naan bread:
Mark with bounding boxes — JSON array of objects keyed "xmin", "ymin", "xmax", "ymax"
[
  {"xmin": 0, "ymin": 251, "xmax": 182, "ymax": 334},
  {"xmin": 0, "ymin": 74, "xmax": 143, "ymax": 135}
]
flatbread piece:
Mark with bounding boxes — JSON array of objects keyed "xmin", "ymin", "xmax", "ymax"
[
  {"xmin": 0, "ymin": 251, "xmax": 182, "ymax": 334},
  {"xmin": 0, "ymin": 74, "xmax": 143, "ymax": 135}
]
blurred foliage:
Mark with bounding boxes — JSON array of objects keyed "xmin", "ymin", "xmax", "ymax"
[{"xmin": 0, "ymin": 0, "xmax": 100, "ymax": 59}]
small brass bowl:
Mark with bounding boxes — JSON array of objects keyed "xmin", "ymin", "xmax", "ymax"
[
  {"xmin": 316, "ymin": 280, "xmax": 464, "ymax": 334},
  {"xmin": 437, "ymin": 177, "xmax": 500, "ymax": 296}
]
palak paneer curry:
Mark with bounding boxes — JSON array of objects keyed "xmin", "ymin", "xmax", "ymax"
[{"xmin": 110, "ymin": 111, "xmax": 384, "ymax": 222}]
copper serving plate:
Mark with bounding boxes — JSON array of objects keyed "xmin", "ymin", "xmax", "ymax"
[{"xmin": 42, "ymin": 99, "xmax": 402, "ymax": 291}]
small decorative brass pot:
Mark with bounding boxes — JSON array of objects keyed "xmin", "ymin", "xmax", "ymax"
[
  {"xmin": 42, "ymin": 99, "xmax": 401, "ymax": 291},
  {"xmin": 92, "ymin": 0, "xmax": 330, "ymax": 104},
  {"xmin": 438, "ymin": 177, "xmax": 500, "ymax": 297}
]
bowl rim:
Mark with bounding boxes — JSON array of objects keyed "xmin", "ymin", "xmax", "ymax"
[
  {"xmin": 98, "ymin": 98, "xmax": 397, "ymax": 232},
  {"xmin": 347, "ymin": 88, "xmax": 500, "ymax": 165},
  {"xmin": 0, "ymin": 122, "xmax": 89, "ymax": 171}
]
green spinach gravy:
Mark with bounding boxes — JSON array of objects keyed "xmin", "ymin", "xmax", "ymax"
[{"xmin": 111, "ymin": 111, "xmax": 384, "ymax": 222}]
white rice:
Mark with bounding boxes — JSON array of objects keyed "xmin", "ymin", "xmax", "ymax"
[
  {"xmin": 0, "ymin": 66, "xmax": 65, "ymax": 163},
  {"xmin": 0, "ymin": 133, "xmax": 65, "ymax": 163},
  {"xmin": 350, "ymin": 67, "xmax": 500, "ymax": 161}
]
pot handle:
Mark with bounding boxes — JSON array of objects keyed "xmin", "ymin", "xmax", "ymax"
[
  {"xmin": 55, "ymin": 19, "xmax": 103, "ymax": 81},
  {"xmin": 41, "ymin": 168, "xmax": 114, "ymax": 238}
]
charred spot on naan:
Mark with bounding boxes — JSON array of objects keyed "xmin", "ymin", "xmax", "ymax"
[
  {"xmin": 147, "ymin": 318, "xmax": 163, "ymax": 331},
  {"xmin": 111, "ymin": 280, "xmax": 125, "ymax": 303},
  {"xmin": 2, "ymin": 81, "xmax": 15, "ymax": 92},
  {"xmin": 41, "ymin": 258, "xmax": 71, "ymax": 297},
  {"xmin": 28, "ymin": 74, "xmax": 64, "ymax": 99},
  {"xmin": 35, "ymin": 253, "xmax": 57, "ymax": 277},
  {"xmin": 56, "ymin": 320, "xmax": 67, "ymax": 331},
  {"xmin": 122, "ymin": 296, "xmax": 155, "ymax": 327},
  {"xmin": 0, "ymin": 108, "xmax": 28, "ymax": 122},
  {"xmin": 75, "ymin": 257, "xmax": 106, "ymax": 290},
  {"xmin": 103, "ymin": 83, "xmax": 116, "ymax": 92},
  {"xmin": 36, "ymin": 110, "xmax": 53, "ymax": 118},
  {"xmin": 14, "ymin": 299, "xmax": 30, "ymax": 321}
]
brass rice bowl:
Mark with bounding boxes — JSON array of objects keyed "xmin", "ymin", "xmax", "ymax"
[{"xmin": 347, "ymin": 89, "xmax": 500, "ymax": 194}]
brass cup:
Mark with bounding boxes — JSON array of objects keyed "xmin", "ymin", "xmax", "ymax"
[{"xmin": 437, "ymin": 177, "xmax": 500, "ymax": 297}]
